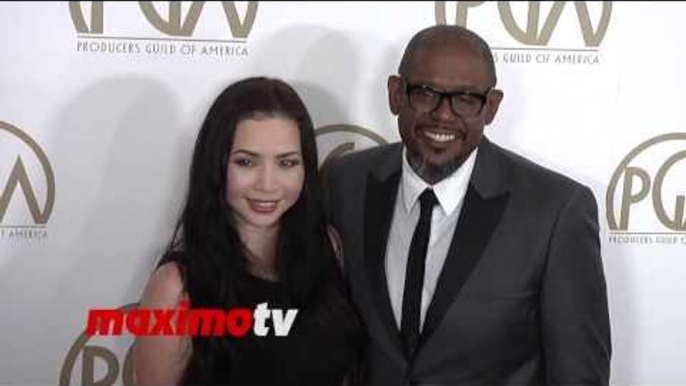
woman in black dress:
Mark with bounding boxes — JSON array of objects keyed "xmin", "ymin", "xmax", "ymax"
[{"xmin": 134, "ymin": 77, "xmax": 364, "ymax": 385}]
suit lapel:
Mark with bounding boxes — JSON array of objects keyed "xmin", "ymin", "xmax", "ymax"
[
  {"xmin": 419, "ymin": 185, "xmax": 509, "ymax": 346},
  {"xmin": 364, "ymin": 169, "xmax": 405, "ymax": 356},
  {"xmin": 419, "ymin": 138, "xmax": 511, "ymax": 348},
  {"xmin": 360, "ymin": 144, "xmax": 407, "ymax": 361}
]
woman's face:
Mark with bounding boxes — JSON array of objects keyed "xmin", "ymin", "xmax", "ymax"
[{"xmin": 226, "ymin": 116, "xmax": 304, "ymax": 233}]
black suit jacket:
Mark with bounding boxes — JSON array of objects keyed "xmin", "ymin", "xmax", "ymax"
[{"xmin": 324, "ymin": 138, "xmax": 611, "ymax": 385}]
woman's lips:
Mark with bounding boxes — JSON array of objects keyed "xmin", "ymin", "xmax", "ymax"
[{"xmin": 247, "ymin": 199, "xmax": 279, "ymax": 214}]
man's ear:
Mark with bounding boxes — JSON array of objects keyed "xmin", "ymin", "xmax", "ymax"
[
  {"xmin": 388, "ymin": 75, "xmax": 403, "ymax": 116},
  {"xmin": 484, "ymin": 89, "xmax": 503, "ymax": 124}
]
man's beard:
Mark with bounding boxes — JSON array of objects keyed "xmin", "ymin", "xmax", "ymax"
[{"xmin": 406, "ymin": 148, "xmax": 463, "ymax": 185}]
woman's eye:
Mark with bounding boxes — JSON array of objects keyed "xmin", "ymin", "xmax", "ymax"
[
  {"xmin": 234, "ymin": 158, "xmax": 253, "ymax": 167},
  {"xmin": 280, "ymin": 159, "xmax": 301, "ymax": 168}
]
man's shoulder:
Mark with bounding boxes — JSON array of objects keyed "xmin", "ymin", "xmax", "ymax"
[
  {"xmin": 489, "ymin": 141, "xmax": 591, "ymax": 198},
  {"xmin": 335, "ymin": 142, "xmax": 400, "ymax": 167},
  {"xmin": 323, "ymin": 143, "xmax": 401, "ymax": 213},
  {"xmin": 327, "ymin": 142, "xmax": 401, "ymax": 177}
]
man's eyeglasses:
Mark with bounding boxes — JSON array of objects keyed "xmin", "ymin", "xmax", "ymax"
[{"xmin": 401, "ymin": 77, "xmax": 492, "ymax": 118}]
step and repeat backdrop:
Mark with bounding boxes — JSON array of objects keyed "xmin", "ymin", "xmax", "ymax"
[{"xmin": 1, "ymin": 2, "xmax": 685, "ymax": 385}]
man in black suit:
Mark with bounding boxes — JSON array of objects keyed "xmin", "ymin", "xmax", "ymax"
[{"xmin": 325, "ymin": 25, "xmax": 611, "ymax": 385}]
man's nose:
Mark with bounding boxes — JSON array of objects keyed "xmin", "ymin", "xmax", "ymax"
[{"xmin": 431, "ymin": 96, "xmax": 458, "ymax": 120}]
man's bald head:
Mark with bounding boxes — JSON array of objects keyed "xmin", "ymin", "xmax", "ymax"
[{"xmin": 398, "ymin": 25, "xmax": 497, "ymax": 87}]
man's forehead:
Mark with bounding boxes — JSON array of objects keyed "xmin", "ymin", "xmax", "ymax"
[
  {"xmin": 419, "ymin": 34, "xmax": 480, "ymax": 55},
  {"xmin": 409, "ymin": 42, "xmax": 484, "ymax": 70},
  {"xmin": 405, "ymin": 47, "xmax": 491, "ymax": 90},
  {"xmin": 416, "ymin": 28, "xmax": 480, "ymax": 50},
  {"xmin": 400, "ymin": 26, "xmax": 496, "ymax": 86}
]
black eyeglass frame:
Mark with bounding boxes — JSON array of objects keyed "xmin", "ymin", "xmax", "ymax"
[{"xmin": 401, "ymin": 77, "xmax": 493, "ymax": 118}]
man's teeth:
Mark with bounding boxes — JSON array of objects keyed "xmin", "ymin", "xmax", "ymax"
[{"xmin": 423, "ymin": 131, "xmax": 456, "ymax": 142}]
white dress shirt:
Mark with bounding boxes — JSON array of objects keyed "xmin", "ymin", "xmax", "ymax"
[{"xmin": 385, "ymin": 147, "xmax": 478, "ymax": 331}]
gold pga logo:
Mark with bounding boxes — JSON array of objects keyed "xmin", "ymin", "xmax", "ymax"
[
  {"xmin": 436, "ymin": 2, "xmax": 612, "ymax": 65},
  {"xmin": 60, "ymin": 303, "xmax": 137, "ymax": 386},
  {"xmin": 315, "ymin": 124, "xmax": 388, "ymax": 171},
  {"xmin": 606, "ymin": 133, "xmax": 686, "ymax": 245},
  {"xmin": 436, "ymin": 2, "xmax": 611, "ymax": 47},
  {"xmin": 0, "ymin": 121, "xmax": 55, "ymax": 239},
  {"xmin": 70, "ymin": 2, "xmax": 258, "ymax": 57},
  {"xmin": 70, "ymin": 2, "xmax": 258, "ymax": 38}
]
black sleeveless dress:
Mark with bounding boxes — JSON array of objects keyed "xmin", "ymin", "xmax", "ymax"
[
  {"xmin": 213, "ymin": 273, "xmax": 360, "ymax": 385},
  {"xmin": 159, "ymin": 254, "xmax": 364, "ymax": 385}
]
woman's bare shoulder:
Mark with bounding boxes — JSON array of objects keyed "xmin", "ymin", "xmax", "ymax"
[{"xmin": 139, "ymin": 261, "xmax": 186, "ymax": 309}]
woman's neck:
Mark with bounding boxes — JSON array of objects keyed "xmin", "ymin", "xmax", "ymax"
[{"xmin": 238, "ymin": 224, "xmax": 279, "ymax": 280}]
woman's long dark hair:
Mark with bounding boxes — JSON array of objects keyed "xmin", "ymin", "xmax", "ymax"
[{"xmin": 162, "ymin": 77, "xmax": 362, "ymax": 383}]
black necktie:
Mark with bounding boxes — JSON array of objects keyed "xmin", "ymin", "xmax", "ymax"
[{"xmin": 400, "ymin": 188, "xmax": 437, "ymax": 358}]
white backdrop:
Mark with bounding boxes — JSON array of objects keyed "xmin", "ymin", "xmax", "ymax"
[{"xmin": 1, "ymin": 2, "xmax": 685, "ymax": 385}]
